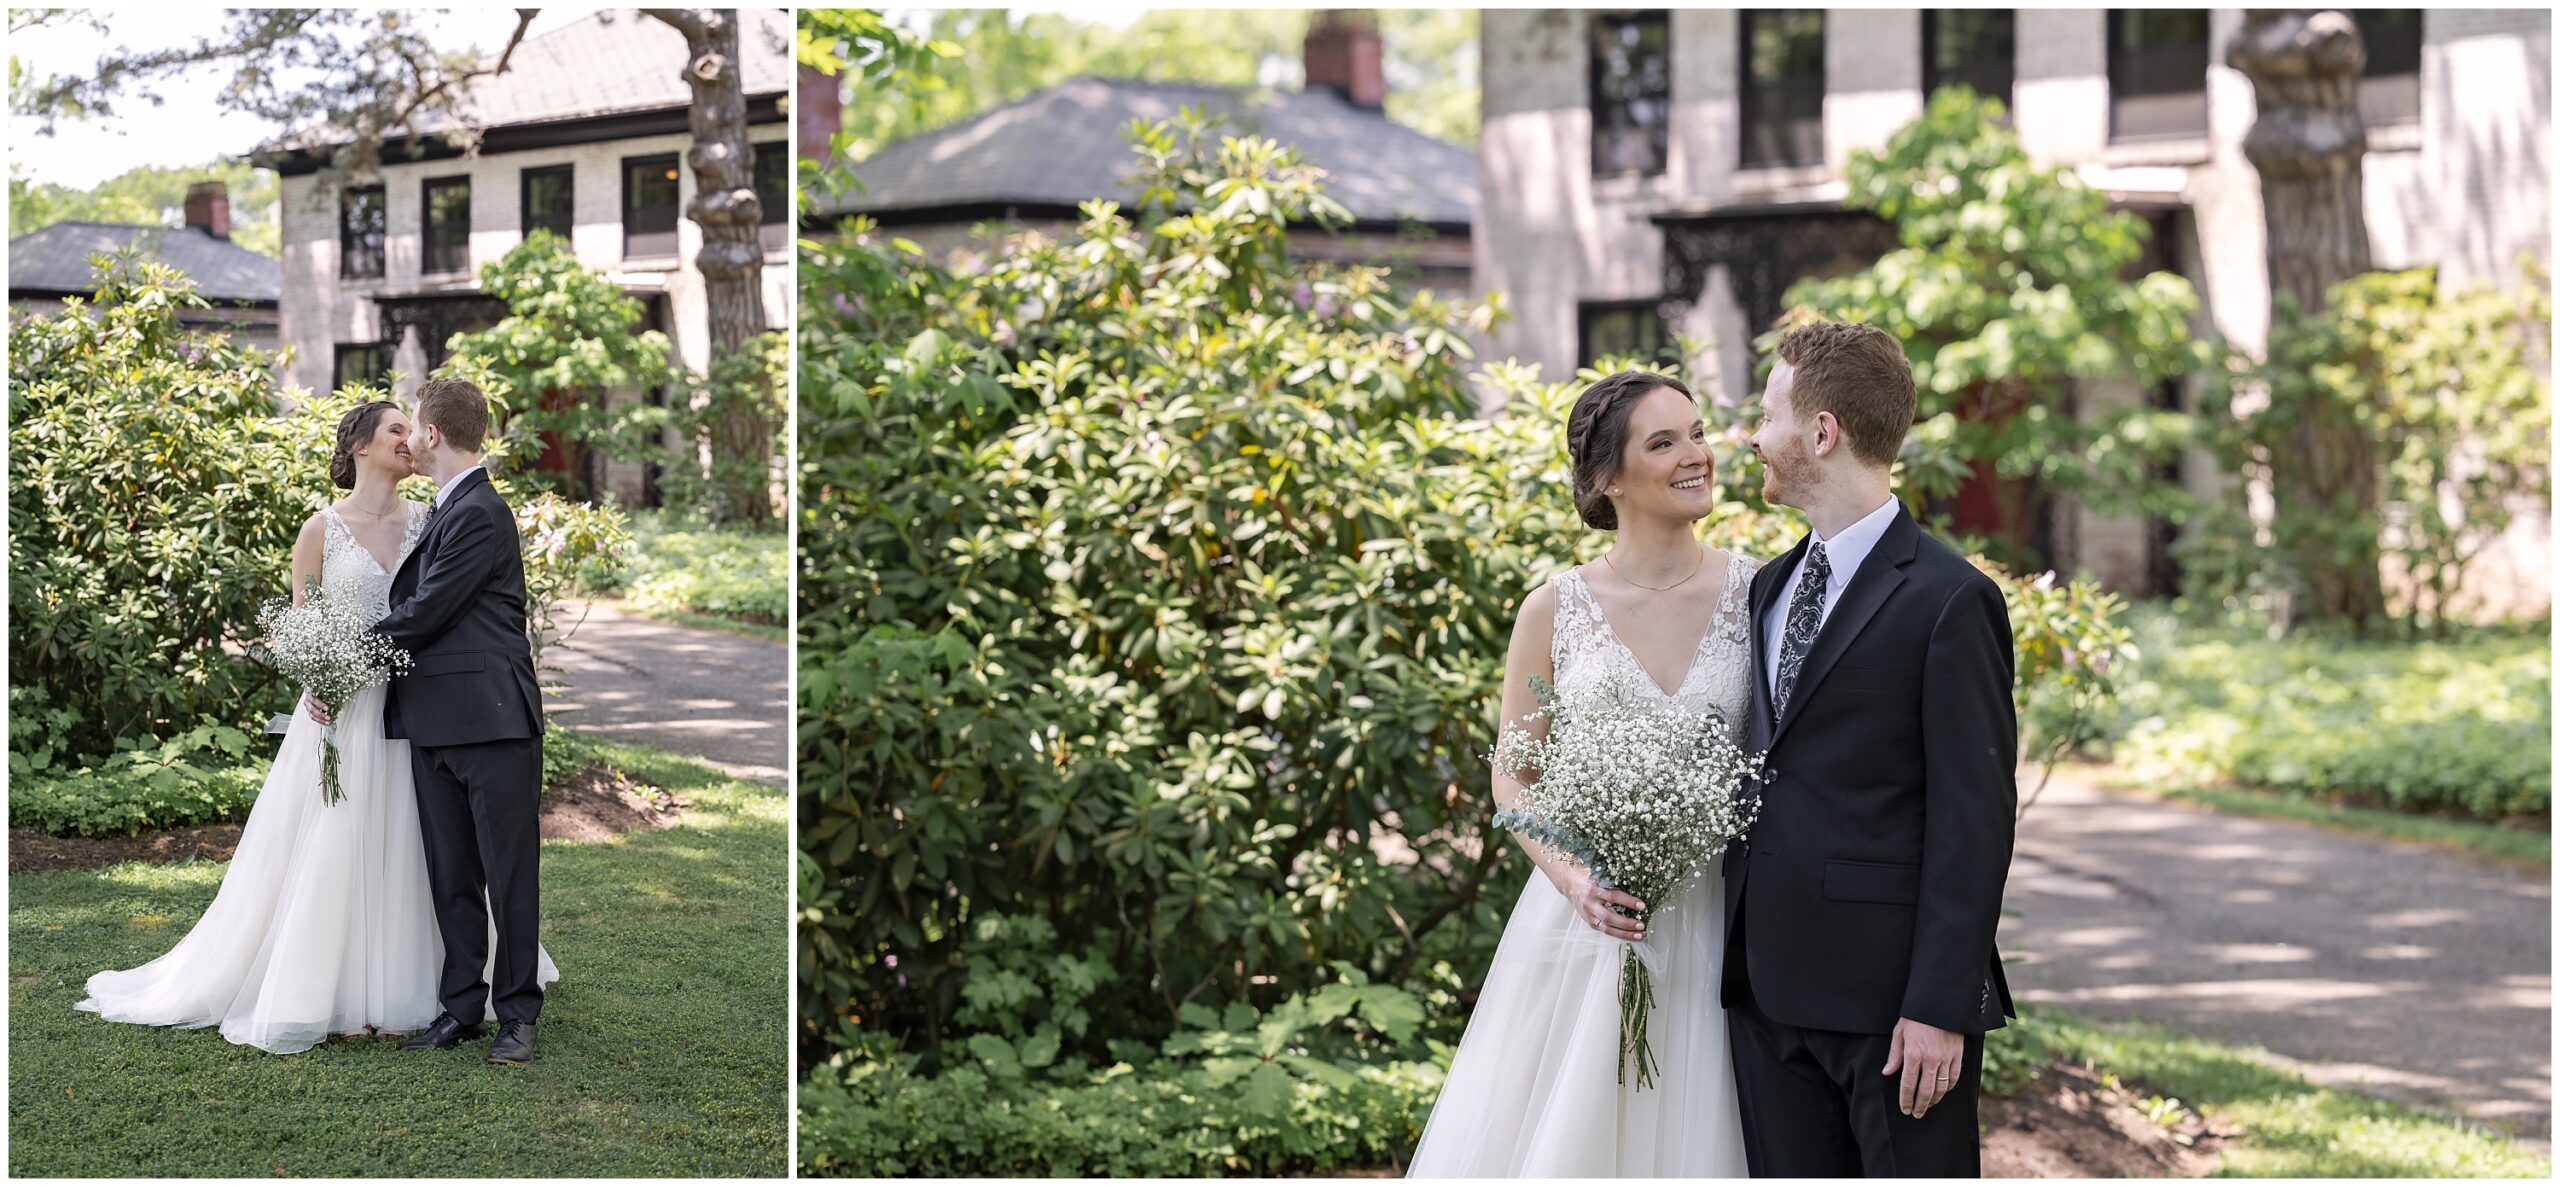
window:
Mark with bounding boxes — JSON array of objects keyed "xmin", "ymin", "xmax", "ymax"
[
  {"xmin": 622, "ymin": 153, "xmax": 682, "ymax": 258},
  {"xmin": 2108, "ymin": 9, "xmax": 2211, "ymax": 142},
  {"xmin": 753, "ymin": 141, "xmax": 789, "ymax": 251},
  {"xmin": 333, "ymin": 343, "xmax": 387, "ymax": 392},
  {"xmin": 339, "ymin": 185, "xmax": 386, "ymax": 280},
  {"xmin": 1740, "ymin": 10, "xmax": 1826, "ymax": 169},
  {"xmin": 2354, "ymin": 10, "xmax": 2422, "ymax": 127},
  {"xmin": 1577, "ymin": 300, "xmax": 1669, "ymax": 368},
  {"xmin": 422, "ymin": 176, "xmax": 472, "ymax": 275},
  {"xmin": 521, "ymin": 164, "xmax": 574, "ymax": 242},
  {"xmin": 1923, "ymin": 10, "xmax": 2016, "ymax": 111},
  {"xmin": 1590, "ymin": 11, "xmax": 1672, "ymax": 178}
]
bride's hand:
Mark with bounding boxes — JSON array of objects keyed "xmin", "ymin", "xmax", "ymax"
[
  {"xmin": 1556, "ymin": 865, "xmax": 1647, "ymax": 942},
  {"xmin": 303, "ymin": 695, "xmax": 333, "ymax": 726}
]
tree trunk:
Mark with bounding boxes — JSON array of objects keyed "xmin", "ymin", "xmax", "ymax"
[
  {"xmin": 647, "ymin": 8, "xmax": 775, "ymax": 525},
  {"xmin": 2229, "ymin": 10, "xmax": 2386, "ymax": 630}
]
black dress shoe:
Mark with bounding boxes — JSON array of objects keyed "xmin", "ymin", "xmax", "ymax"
[
  {"xmin": 487, "ymin": 1020, "xmax": 536, "ymax": 1065},
  {"xmin": 398, "ymin": 1013, "xmax": 485, "ymax": 1051}
]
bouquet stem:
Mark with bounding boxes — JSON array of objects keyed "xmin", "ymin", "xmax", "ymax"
[
  {"xmin": 318, "ymin": 716, "xmax": 347, "ymax": 806},
  {"xmin": 1618, "ymin": 942, "xmax": 1659, "ymax": 1089}
]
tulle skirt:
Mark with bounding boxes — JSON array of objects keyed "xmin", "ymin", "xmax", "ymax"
[
  {"xmin": 1408, "ymin": 858, "xmax": 1747, "ymax": 1177},
  {"xmin": 75, "ymin": 684, "xmax": 559, "ymax": 1054}
]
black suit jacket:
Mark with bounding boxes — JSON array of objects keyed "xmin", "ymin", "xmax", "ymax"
[
  {"xmin": 1722, "ymin": 505, "xmax": 2018, "ymax": 1036},
  {"xmin": 379, "ymin": 468, "xmax": 544, "ymax": 748}
]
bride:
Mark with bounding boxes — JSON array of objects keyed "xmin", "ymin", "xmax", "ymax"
[
  {"xmin": 1409, "ymin": 371, "xmax": 1755, "ymax": 1176},
  {"xmin": 76, "ymin": 400, "xmax": 557, "ymax": 1054}
]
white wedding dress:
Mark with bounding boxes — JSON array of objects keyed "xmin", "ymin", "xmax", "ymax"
[
  {"xmin": 1410, "ymin": 552, "xmax": 1758, "ymax": 1177},
  {"xmin": 77, "ymin": 503, "xmax": 558, "ymax": 1054}
]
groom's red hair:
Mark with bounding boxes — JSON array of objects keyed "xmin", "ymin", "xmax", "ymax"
[
  {"xmin": 1774, "ymin": 320, "xmax": 1914, "ymax": 468},
  {"xmin": 414, "ymin": 377, "xmax": 492, "ymax": 453}
]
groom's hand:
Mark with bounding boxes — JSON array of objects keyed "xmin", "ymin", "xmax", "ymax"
[
  {"xmin": 303, "ymin": 695, "xmax": 332, "ymax": 726},
  {"xmin": 1881, "ymin": 1016, "xmax": 1964, "ymax": 1118}
]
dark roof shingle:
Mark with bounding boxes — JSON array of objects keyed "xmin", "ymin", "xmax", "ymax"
[
  {"xmin": 7, "ymin": 221, "xmax": 279, "ymax": 303},
  {"xmin": 820, "ymin": 77, "xmax": 1476, "ymax": 229}
]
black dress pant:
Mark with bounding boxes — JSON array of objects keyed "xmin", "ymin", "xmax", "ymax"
[
  {"xmin": 1727, "ymin": 917, "xmax": 1985, "ymax": 1177},
  {"xmin": 412, "ymin": 736, "xmax": 544, "ymax": 1025}
]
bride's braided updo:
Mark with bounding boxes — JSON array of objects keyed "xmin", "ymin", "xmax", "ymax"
[
  {"xmin": 330, "ymin": 400, "xmax": 402, "ymax": 490},
  {"xmin": 1566, "ymin": 370, "xmax": 1692, "ymax": 530}
]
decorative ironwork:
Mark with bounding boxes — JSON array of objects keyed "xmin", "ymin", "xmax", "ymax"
[
  {"xmin": 374, "ymin": 293, "xmax": 507, "ymax": 374},
  {"xmin": 1655, "ymin": 206, "xmax": 1899, "ymax": 342}
]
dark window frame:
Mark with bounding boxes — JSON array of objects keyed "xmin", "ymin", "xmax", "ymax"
[
  {"xmin": 752, "ymin": 140, "xmax": 790, "ymax": 251},
  {"xmin": 621, "ymin": 152, "xmax": 683, "ymax": 260},
  {"xmin": 1739, "ymin": 9, "xmax": 1827, "ymax": 170},
  {"xmin": 420, "ymin": 175, "xmax": 472, "ymax": 276},
  {"xmin": 1921, "ymin": 9, "xmax": 2017, "ymax": 112},
  {"xmin": 339, "ymin": 184, "xmax": 386, "ymax": 280},
  {"xmin": 520, "ymin": 164, "xmax": 575, "ymax": 242},
  {"xmin": 1576, "ymin": 298, "xmax": 1672, "ymax": 369},
  {"xmin": 2106, "ymin": 8, "xmax": 2212, "ymax": 143},
  {"xmin": 2353, "ymin": 9, "xmax": 2423, "ymax": 127},
  {"xmin": 1589, "ymin": 10, "xmax": 1673, "ymax": 180},
  {"xmin": 333, "ymin": 342, "xmax": 388, "ymax": 392}
]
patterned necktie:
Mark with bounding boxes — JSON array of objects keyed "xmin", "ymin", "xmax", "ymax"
[{"xmin": 1771, "ymin": 541, "xmax": 1831, "ymax": 723}]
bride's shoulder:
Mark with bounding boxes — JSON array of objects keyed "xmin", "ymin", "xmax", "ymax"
[{"xmin": 1513, "ymin": 573, "xmax": 1569, "ymax": 630}]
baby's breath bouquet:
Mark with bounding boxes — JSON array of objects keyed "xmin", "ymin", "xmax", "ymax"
[
  {"xmin": 1490, "ymin": 674, "xmax": 1765, "ymax": 1089},
  {"xmin": 251, "ymin": 580, "xmax": 413, "ymax": 805}
]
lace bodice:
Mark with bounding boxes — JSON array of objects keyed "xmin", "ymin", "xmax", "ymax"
[
  {"xmin": 317, "ymin": 503, "xmax": 428, "ymax": 625},
  {"xmin": 1550, "ymin": 551, "xmax": 1760, "ymax": 736}
]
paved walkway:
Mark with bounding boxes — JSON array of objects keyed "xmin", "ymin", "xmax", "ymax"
[
  {"xmin": 2002, "ymin": 769, "xmax": 2550, "ymax": 1144},
  {"xmin": 544, "ymin": 599, "xmax": 788, "ymax": 787}
]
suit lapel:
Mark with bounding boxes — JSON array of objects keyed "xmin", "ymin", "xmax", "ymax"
[
  {"xmin": 1747, "ymin": 535, "xmax": 1807, "ymax": 748},
  {"xmin": 396, "ymin": 469, "xmax": 488, "ymax": 585},
  {"xmin": 1770, "ymin": 507, "xmax": 1919, "ymax": 748}
]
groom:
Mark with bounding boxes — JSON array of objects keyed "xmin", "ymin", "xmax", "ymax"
[
  {"xmin": 1722, "ymin": 321, "xmax": 2017, "ymax": 1176},
  {"xmin": 373, "ymin": 376, "xmax": 545, "ymax": 1065}
]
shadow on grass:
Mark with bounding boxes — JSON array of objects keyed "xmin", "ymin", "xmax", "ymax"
[
  {"xmin": 8, "ymin": 740, "xmax": 787, "ymax": 1178},
  {"xmin": 2029, "ymin": 1009, "xmax": 2550, "ymax": 1178}
]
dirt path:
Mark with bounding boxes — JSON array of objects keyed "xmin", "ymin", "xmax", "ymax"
[
  {"xmin": 2002, "ymin": 768, "xmax": 2551, "ymax": 1144},
  {"xmin": 544, "ymin": 599, "xmax": 788, "ymax": 787}
]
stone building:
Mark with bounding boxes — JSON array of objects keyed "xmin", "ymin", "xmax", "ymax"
[
  {"xmin": 1476, "ymin": 8, "xmax": 2549, "ymax": 609},
  {"xmin": 7, "ymin": 182, "xmax": 279, "ymax": 351},
  {"xmin": 255, "ymin": 7, "xmax": 792, "ymax": 505},
  {"xmin": 805, "ymin": 12, "xmax": 1476, "ymax": 295}
]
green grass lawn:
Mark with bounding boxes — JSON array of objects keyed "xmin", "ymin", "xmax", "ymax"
[
  {"xmin": 2095, "ymin": 611, "xmax": 2549, "ymax": 823},
  {"xmin": 8, "ymin": 739, "xmax": 787, "ymax": 1178},
  {"xmin": 2022, "ymin": 1008, "xmax": 2550, "ymax": 1178},
  {"xmin": 602, "ymin": 512, "xmax": 786, "ymax": 631}
]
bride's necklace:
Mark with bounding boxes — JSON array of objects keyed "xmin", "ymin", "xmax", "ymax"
[
  {"xmin": 1602, "ymin": 544, "xmax": 1705, "ymax": 592},
  {"xmin": 342, "ymin": 496, "xmax": 401, "ymax": 519}
]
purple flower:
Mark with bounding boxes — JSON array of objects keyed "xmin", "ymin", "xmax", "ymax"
[{"xmin": 884, "ymin": 954, "xmax": 898, "ymax": 968}]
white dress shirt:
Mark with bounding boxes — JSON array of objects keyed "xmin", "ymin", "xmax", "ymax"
[
  {"xmin": 434, "ymin": 464, "xmax": 485, "ymax": 511},
  {"xmin": 1761, "ymin": 496, "xmax": 1901, "ymax": 697}
]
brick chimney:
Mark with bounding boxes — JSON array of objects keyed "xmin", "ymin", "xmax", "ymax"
[
  {"xmin": 798, "ymin": 63, "xmax": 843, "ymax": 168},
  {"xmin": 183, "ymin": 181, "xmax": 232, "ymax": 240},
  {"xmin": 1304, "ymin": 10, "xmax": 1386, "ymax": 110}
]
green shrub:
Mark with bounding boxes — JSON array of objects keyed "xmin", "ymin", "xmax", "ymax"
[
  {"xmin": 2098, "ymin": 610, "xmax": 2549, "ymax": 820},
  {"xmin": 9, "ymin": 255, "xmax": 369, "ymax": 767},
  {"xmin": 7, "ymin": 723, "xmax": 268, "ymax": 836},
  {"xmin": 603, "ymin": 512, "xmax": 786, "ymax": 626},
  {"xmin": 802, "ymin": 972, "xmax": 1442, "ymax": 1177},
  {"xmin": 2197, "ymin": 262, "xmax": 2550, "ymax": 632}
]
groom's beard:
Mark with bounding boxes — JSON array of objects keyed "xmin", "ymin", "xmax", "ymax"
[{"xmin": 1761, "ymin": 438, "xmax": 1815, "ymax": 509}]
